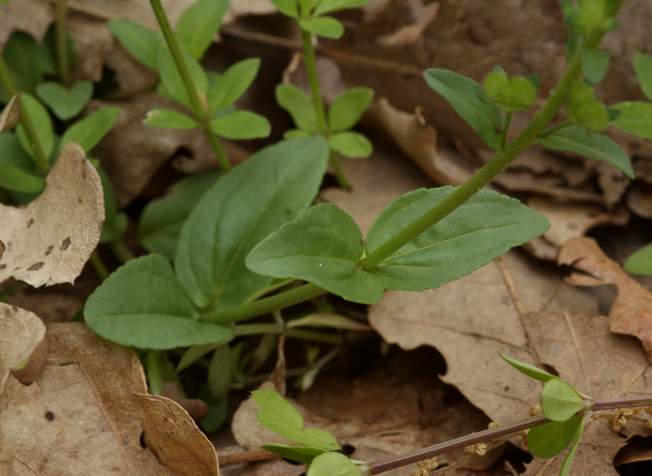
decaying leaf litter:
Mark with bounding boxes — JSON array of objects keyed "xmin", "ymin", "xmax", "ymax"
[{"xmin": 1, "ymin": 0, "xmax": 652, "ymax": 475}]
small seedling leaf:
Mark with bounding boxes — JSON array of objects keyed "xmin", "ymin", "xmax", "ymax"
[
  {"xmin": 276, "ymin": 84, "xmax": 319, "ymax": 132},
  {"xmin": 299, "ymin": 17, "xmax": 344, "ymax": 39},
  {"xmin": 366, "ymin": 188, "xmax": 549, "ymax": 291},
  {"xmin": 209, "ymin": 111, "xmax": 271, "ymax": 140},
  {"xmin": 253, "ymin": 389, "xmax": 340, "ymax": 450},
  {"xmin": 144, "ymin": 108, "xmax": 199, "ymax": 129},
  {"xmin": 109, "ymin": 19, "xmax": 160, "ymax": 70},
  {"xmin": 424, "ymin": 69, "xmax": 502, "ymax": 149},
  {"xmin": 157, "ymin": 43, "xmax": 208, "ymax": 110},
  {"xmin": 483, "ymin": 68, "xmax": 537, "ymax": 111},
  {"xmin": 314, "ymin": 0, "xmax": 368, "ymax": 16},
  {"xmin": 176, "ymin": 0, "xmax": 228, "ymax": 59},
  {"xmin": 262, "ymin": 444, "xmax": 326, "ymax": 464},
  {"xmin": 272, "ymin": 0, "xmax": 299, "ymax": 18},
  {"xmin": 307, "ymin": 452, "xmax": 361, "ymax": 476},
  {"xmin": 60, "ymin": 107, "xmax": 121, "ymax": 153},
  {"xmin": 84, "ymin": 255, "xmax": 234, "ymax": 349},
  {"xmin": 177, "ymin": 343, "xmax": 223, "ymax": 372},
  {"xmin": 539, "ymin": 125, "xmax": 634, "ymax": 178},
  {"xmin": 625, "ymin": 243, "xmax": 652, "ymax": 277},
  {"xmin": 208, "ymin": 345, "xmax": 232, "ymax": 398},
  {"xmin": 208, "ymin": 58, "xmax": 261, "ymax": 112},
  {"xmin": 499, "ymin": 353, "xmax": 555, "ymax": 383},
  {"xmin": 175, "ymin": 137, "xmax": 329, "ymax": 311},
  {"xmin": 36, "ymin": 81, "xmax": 93, "ymax": 120},
  {"xmin": 0, "ymin": 164, "xmax": 44, "ymax": 193},
  {"xmin": 328, "ymin": 87, "xmax": 374, "ymax": 132},
  {"xmin": 329, "ymin": 132, "xmax": 372, "ymax": 158},
  {"xmin": 581, "ymin": 49, "xmax": 610, "ymax": 84},
  {"xmin": 139, "ymin": 172, "xmax": 217, "ymax": 261},
  {"xmin": 247, "ymin": 203, "xmax": 384, "ymax": 304},
  {"xmin": 566, "ymin": 81, "xmax": 608, "ymax": 131},
  {"xmin": 528, "ymin": 413, "xmax": 583, "ymax": 459},
  {"xmin": 610, "ymin": 101, "xmax": 652, "ymax": 139},
  {"xmin": 16, "ymin": 93, "xmax": 54, "ymax": 161},
  {"xmin": 634, "ymin": 52, "xmax": 652, "ymax": 101},
  {"xmin": 541, "ymin": 378, "xmax": 584, "ymax": 421}
]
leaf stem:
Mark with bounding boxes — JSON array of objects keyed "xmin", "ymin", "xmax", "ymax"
[
  {"xmin": 203, "ymin": 283, "xmax": 326, "ymax": 323},
  {"xmin": 56, "ymin": 0, "xmax": 70, "ymax": 85},
  {"xmin": 300, "ymin": 29, "xmax": 350, "ymax": 189},
  {"xmin": 89, "ymin": 251, "xmax": 109, "ymax": 281},
  {"xmin": 146, "ymin": 350, "xmax": 164, "ymax": 394},
  {"xmin": 366, "ymin": 395, "xmax": 652, "ymax": 474},
  {"xmin": 500, "ymin": 111, "xmax": 513, "ymax": 151},
  {"xmin": 0, "ymin": 58, "xmax": 49, "ymax": 174},
  {"xmin": 110, "ymin": 240, "xmax": 136, "ymax": 263},
  {"xmin": 148, "ymin": 0, "xmax": 231, "ymax": 172}
]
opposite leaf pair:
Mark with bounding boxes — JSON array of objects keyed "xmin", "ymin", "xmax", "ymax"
[{"xmin": 273, "ymin": 0, "xmax": 368, "ymax": 39}]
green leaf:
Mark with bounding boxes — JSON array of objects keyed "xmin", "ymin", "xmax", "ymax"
[
  {"xmin": 560, "ymin": 415, "xmax": 585, "ymax": 476},
  {"xmin": 276, "ymin": 84, "xmax": 319, "ymax": 132},
  {"xmin": 314, "ymin": 0, "xmax": 368, "ymax": 16},
  {"xmin": 272, "ymin": 0, "xmax": 299, "ymax": 18},
  {"xmin": 176, "ymin": 0, "xmax": 228, "ymax": 59},
  {"xmin": 60, "ymin": 107, "xmax": 121, "ymax": 153},
  {"xmin": 610, "ymin": 101, "xmax": 652, "ymax": 139},
  {"xmin": 299, "ymin": 17, "xmax": 344, "ymax": 39},
  {"xmin": 177, "ymin": 342, "xmax": 224, "ymax": 371},
  {"xmin": 329, "ymin": 132, "xmax": 372, "ymax": 158},
  {"xmin": 247, "ymin": 203, "xmax": 384, "ymax": 304},
  {"xmin": 157, "ymin": 43, "xmax": 208, "ymax": 110},
  {"xmin": 566, "ymin": 81, "xmax": 608, "ymax": 132},
  {"xmin": 262, "ymin": 444, "xmax": 326, "ymax": 464},
  {"xmin": 208, "ymin": 345, "xmax": 232, "ymax": 398},
  {"xmin": 308, "ymin": 452, "xmax": 361, "ymax": 476},
  {"xmin": 139, "ymin": 172, "xmax": 217, "ymax": 261},
  {"xmin": 253, "ymin": 389, "xmax": 340, "ymax": 450},
  {"xmin": 36, "ymin": 81, "xmax": 93, "ymax": 121},
  {"xmin": 84, "ymin": 255, "xmax": 234, "ymax": 349},
  {"xmin": 98, "ymin": 167, "xmax": 127, "ymax": 244},
  {"xmin": 539, "ymin": 126, "xmax": 634, "ymax": 178},
  {"xmin": 541, "ymin": 378, "xmax": 584, "ymax": 421},
  {"xmin": 634, "ymin": 52, "xmax": 652, "ymax": 101},
  {"xmin": 209, "ymin": 111, "xmax": 271, "ymax": 140},
  {"xmin": 581, "ymin": 49, "xmax": 609, "ymax": 84},
  {"xmin": 2, "ymin": 33, "xmax": 48, "ymax": 97},
  {"xmin": 285, "ymin": 129, "xmax": 313, "ymax": 139},
  {"xmin": 328, "ymin": 87, "xmax": 373, "ymax": 132},
  {"xmin": 482, "ymin": 68, "xmax": 537, "ymax": 111},
  {"xmin": 499, "ymin": 353, "xmax": 555, "ymax": 383},
  {"xmin": 144, "ymin": 108, "xmax": 198, "ymax": 129},
  {"xmin": 528, "ymin": 413, "xmax": 583, "ymax": 459},
  {"xmin": 109, "ymin": 19, "xmax": 160, "ymax": 70},
  {"xmin": 16, "ymin": 94, "xmax": 54, "ymax": 161},
  {"xmin": 175, "ymin": 137, "xmax": 329, "ymax": 311},
  {"xmin": 0, "ymin": 164, "xmax": 44, "ymax": 193},
  {"xmin": 208, "ymin": 58, "xmax": 261, "ymax": 113},
  {"xmin": 366, "ymin": 188, "xmax": 549, "ymax": 291},
  {"xmin": 625, "ymin": 243, "xmax": 652, "ymax": 276},
  {"xmin": 424, "ymin": 69, "xmax": 502, "ymax": 149}
]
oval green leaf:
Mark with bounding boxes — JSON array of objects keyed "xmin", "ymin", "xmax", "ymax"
[
  {"xmin": 144, "ymin": 108, "xmax": 198, "ymax": 129},
  {"xmin": 299, "ymin": 17, "xmax": 344, "ymax": 39},
  {"xmin": 308, "ymin": 452, "xmax": 361, "ymax": 476},
  {"xmin": 625, "ymin": 243, "xmax": 652, "ymax": 277},
  {"xmin": 276, "ymin": 84, "xmax": 319, "ymax": 132},
  {"xmin": 0, "ymin": 164, "xmax": 44, "ymax": 193},
  {"xmin": 109, "ymin": 19, "xmax": 159, "ymax": 70},
  {"xmin": 208, "ymin": 58, "xmax": 261, "ymax": 113},
  {"xmin": 541, "ymin": 378, "xmax": 584, "ymax": 422},
  {"xmin": 528, "ymin": 413, "xmax": 583, "ymax": 459},
  {"xmin": 209, "ymin": 110, "xmax": 271, "ymax": 140},
  {"xmin": 16, "ymin": 93, "xmax": 54, "ymax": 161},
  {"xmin": 610, "ymin": 101, "xmax": 652, "ymax": 140},
  {"xmin": 176, "ymin": 0, "xmax": 228, "ymax": 59},
  {"xmin": 329, "ymin": 132, "xmax": 372, "ymax": 158},
  {"xmin": 60, "ymin": 107, "xmax": 121, "ymax": 153},
  {"xmin": 499, "ymin": 353, "xmax": 555, "ymax": 383},
  {"xmin": 634, "ymin": 52, "xmax": 652, "ymax": 101},
  {"xmin": 328, "ymin": 87, "xmax": 374, "ymax": 132}
]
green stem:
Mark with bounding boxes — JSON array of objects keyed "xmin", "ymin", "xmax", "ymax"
[
  {"xmin": 300, "ymin": 29, "xmax": 350, "ymax": 189},
  {"xmin": 248, "ymin": 278, "xmax": 296, "ymax": 302},
  {"xmin": 146, "ymin": 350, "xmax": 164, "ymax": 395},
  {"xmin": 286, "ymin": 328, "xmax": 342, "ymax": 345},
  {"xmin": 90, "ymin": 251, "xmax": 109, "ymax": 281},
  {"xmin": 233, "ymin": 322, "xmax": 341, "ymax": 344},
  {"xmin": 110, "ymin": 240, "xmax": 135, "ymax": 263},
  {"xmin": 148, "ymin": 0, "xmax": 231, "ymax": 172},
  {"xmin": 360, "ymin": 54, "xmax": 584, "ymax": 270},
  {"xmin": 56, "ymin": 0, "xmax": 70, "ymax": 85},
  {"xmin": 204, "ymin": 283, "xmax": 326, "ymax": 323},
  {"xmin": 500, "ymin": 111, "xmax": 513, "ymax": 151},
  {"xmin": 0, "ymin": 58, "xmax": 49, "ymax": 174},
  {"xmin": 234, "ymin": 323, "xmax": 284, "ymax": 336}
]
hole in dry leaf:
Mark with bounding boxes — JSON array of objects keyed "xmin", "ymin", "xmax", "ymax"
[
  {"xmin": 500, "ymin": 443, "xmax": 533, "ymax": 473},
  {"xmin": 341, "ymin": 443, "xmax": 355, "ymax": 456},
  {"xmin": 44, "ymin": 410, "xmax": 55, "ymax": 421},
  {"xmin": 614, "ymin": 436, "xmax": 652, "ymax": 475},
  {"xmin": 139, "ymin": 430, "xmax": 147, "ymax": 449},
  {"xmin": 170, "ymin": 146, "xmax": 194, "ymax": 162},
  {"xmin": 541, "ymin": 363, "xmax": 558, "ymax": 377}
]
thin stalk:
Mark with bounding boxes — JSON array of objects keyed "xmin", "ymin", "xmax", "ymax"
[
  {"xmin": 90, "ymin": 252, "xmax": 109, "ymax": 281},
  {"xmin": 0, "ymin": 58, "xmax": 49, "ymax": 174},
  {"xmin": 286, "ymin": 328, "xmax": 342, "ymax": 345},
  {"xmin": 110, "ymin": 240, "xmax": 135, "ymax": 263},
  {"xmin": 55, "ymin": 0, "xmax": 70, "ymax": 85},
  {"xmin": 500, "ymin": 111, "xmax": 513, "ymax": 151},
  {"xmin": 248, "ymin": 278, "xmax": 297, "ymax": 302},
  {"xmin": 300, "ymin": 29, "xmax": 350, "ymax": 189},
  {"xmin": 204, "ymin": 283, "xmax": 327, "ymax": 323},
  {"xmin": 367, "ymin": 395, "xmax": 652, "ymax": 474},
  {"xmin": 233, "ymin": 322, "xmax": 342, "ymax": 344},
  {"xmin": 148, "ymin": 0, "xmax": 231, "ymax": 172},
  {"xmin": 146, "ymin": 350, "xmax": 164, "ymax": 395}
]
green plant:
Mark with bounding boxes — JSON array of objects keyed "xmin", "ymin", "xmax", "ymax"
[{"xmin": 253, "ymin": 356, "xmax": 652, "ymax": 475}]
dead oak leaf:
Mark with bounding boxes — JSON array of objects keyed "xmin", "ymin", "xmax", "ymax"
[
  {"xmin": 0, "ymin": 0, "xmax": 51, "ymax": 48},
  {"xmin": 0, "ymin": 143, "xmax": 104, "ymax": 287},
  {"xmin": 559, "ymin": 237, "xmax": 652, "ymax": 361},
  {"xmin": 324, "ymin": 150, "xmax": 651, "ymax": 475},
  {"xmin": 0, "ymin": 323, "xmax": 219, "ymax": 475}
]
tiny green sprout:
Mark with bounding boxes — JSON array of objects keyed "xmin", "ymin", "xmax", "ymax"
[
  {"xmin": 625, "ymin": 243, "xmax": 652, "ymax": 277},
  {"xmin": 483, "ymin": 67, "xmax": 538, "ymax": 112},
  {"xmin": 566, "ymin": 81, "xmax": 609, "ymax": 131}
]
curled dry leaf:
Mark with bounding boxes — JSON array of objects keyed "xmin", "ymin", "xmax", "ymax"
[
  {"xmin": 559, "ymin": 237, "xmax": 652, "ymax": 361},
  {"xmin": 0, "ymin": 323, "xmax": 219, "ymax": 475},
  {"xmin": 0, "ymin": 95, "xmax": 20, "ymax": 133},
  {"xmin": 526, "ymin": 196, "xmax": 629, "ymax": 261},
  {"xmin": 0, "ymin": 0, "xmax": 51, "ymax": 47},
  {"xmin": 0, "ymin": 303, "xmax": 46, "ymax": 394},
  {"xmin": 161, "ymin": 381, "xmax": 209, "ymax": 421},
  {"xmin": 325, "ymin": 149, "xmax": 651, "ymax": 475},
  {"xmin": 376, "ymin": 1, "xmax": 440, "ymax": 47},
  {"xmin": 0, "ymin": 143, "xmax": 104, "ymax": 287},
  {"xmin": 627, "ymin": 184, "xmax": 652, "ymax": 218}
]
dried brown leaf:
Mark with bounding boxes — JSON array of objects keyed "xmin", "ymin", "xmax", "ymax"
[
  {"xmin": 0, "ymin": 0, "xmax": 51, "ymax": 47},
  {"xmin": 559, "ymin": 237, "xmax": 652, "ymax": 361},
  {"xmin": 377, "ymin": 1, "xmax": 439, "ymax": 47},
  {"xmin": 0, "ymin": 323, "xmax": 219, "ymax": 475},
  {"xmin": 627, "ymin": 184, "xmax": 652, "ymax": 218},
  {"xmin": 0, "ymin": 143, "xmax": 104, "ymax": 287}
]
